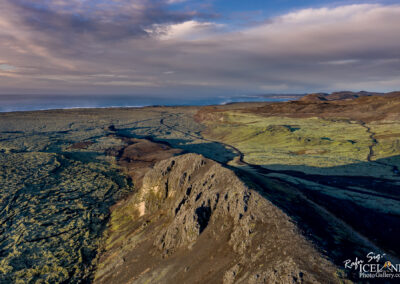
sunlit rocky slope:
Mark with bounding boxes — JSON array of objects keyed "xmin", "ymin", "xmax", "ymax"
[{"xmin": 95, "ymin": 154, "xmax": 341, "ymax": 283}]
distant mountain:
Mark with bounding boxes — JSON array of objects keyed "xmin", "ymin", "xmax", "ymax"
[{"xmin": 299, "ymin": 91, "xmax": 385, "ymax": 102}]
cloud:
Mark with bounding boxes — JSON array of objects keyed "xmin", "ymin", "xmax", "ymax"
[
  {"xmin": 151, "ymin": 20, "xmax": 224, "ymax": 40},
  {"xmin": 321, "ymin": 60, "xmax": 360, "ymax": 65},
  {"xmin": 0, "ymin": 2, "xmax": 400, "ymax": 95},
  {"xmin": 228, "ymin": 4, "xmax": 400, "ymax": 58},
  {"xmin": 93, "ymin": 81, "xmax": 159, "ymax": 87},
  {"xmin": 166, "ymin": 0, "xmax": 187, "ymax": 4},
  {"xmin": 6, "ymin": 0, "xmax": 195, "ymax": 40},
  {"xmin": 0, "ymin": 64, "xmax": 16, "ymax": 72}
]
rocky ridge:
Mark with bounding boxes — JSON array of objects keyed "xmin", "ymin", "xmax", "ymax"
[{"xmin": 94, "ymin": 154, "xmax": 344, "ymax": 284}]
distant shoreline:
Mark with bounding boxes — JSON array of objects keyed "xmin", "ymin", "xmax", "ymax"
[
  {"xmin": 0, "ymin": 97, "xmax": 295, "ymax": 113},
  {"xmin": 2, "ymin": 91, "xmax": 397, "ymax": 113},
  {"xmin": 0, "ymin": 102, "xmax": 264, "ymax": 114}
]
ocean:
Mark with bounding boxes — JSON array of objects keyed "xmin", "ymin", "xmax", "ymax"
[{"xmin": 0, "ymin": 94, "xmax": 301, "ymax": 113}]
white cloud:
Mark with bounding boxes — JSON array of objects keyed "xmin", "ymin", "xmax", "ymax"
[
  {"xmin": 153, "ymin": 20, "xmax": 224, "ymax": 40},
  {"xmin": 230, "ymin": 4, "xmax": 400, "ymax": 58},
  {"xmin": 321, "ymin": 60, "xmax": 359, "ymax": 65}
]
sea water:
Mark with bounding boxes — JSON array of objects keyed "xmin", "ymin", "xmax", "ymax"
[{"xmin": 0, "ymin": 94, "xmax": 300, "ymax": 112}]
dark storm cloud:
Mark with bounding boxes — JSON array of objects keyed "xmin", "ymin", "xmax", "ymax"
[{"xmin": 7, "ymin": 0, "xmax": 195, "ymax": 40}]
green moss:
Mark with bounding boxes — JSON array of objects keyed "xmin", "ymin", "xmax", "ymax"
[
  {"xmin": 110, "ymin": 202, "xmax": 140, "ymax": 232},
  {"xmin": 369, "ymin": 121, "xmax": 400, "ymax": 160},
  {"xmin": 0, "ymin": 152, "xmax": 133, "ymax": 283},
  {"xmin": 203, "ymin": 111, "xmax": 385, "ymax": 167}
]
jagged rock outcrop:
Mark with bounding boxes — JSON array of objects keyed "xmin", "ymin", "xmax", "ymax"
[{"xmin": 94, "ymin": 154, "xmax": 345, "ymax": 284}]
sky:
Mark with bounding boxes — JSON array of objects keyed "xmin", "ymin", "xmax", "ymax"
[{"xmin": 0, "ymin": 0, "xmax": 399, "ymax": 97}]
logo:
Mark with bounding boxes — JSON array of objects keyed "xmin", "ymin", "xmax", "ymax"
[{"xmin": 344, "ymin": 252, "xmax": 400, "ymax": 279}]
